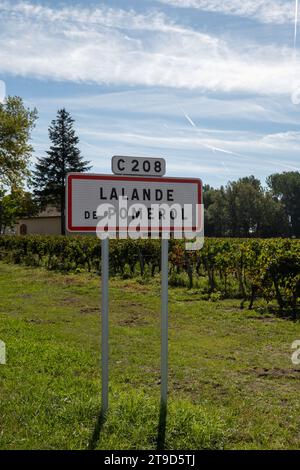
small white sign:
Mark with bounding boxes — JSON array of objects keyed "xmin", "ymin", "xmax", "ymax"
[
  {"xmin": 66, "ymin": 173, "xmax": 202, "ymax": 237},
  {"xmin": 112, "ymin": 156, "xmax": 165, "ymax": 177}
]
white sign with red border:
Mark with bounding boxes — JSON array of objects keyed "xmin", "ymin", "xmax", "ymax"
[{"xmin": 66, "ymin": 173, "xmax": 202, "ymax": 235}]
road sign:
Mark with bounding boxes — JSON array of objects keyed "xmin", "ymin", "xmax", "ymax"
[
  {"xmin": 66, "ymin": 173, "xmax": 202, "ymax": 234},
  {"xmin": 66, "ymin": 168, "xmax": 203, "ymax": 416},
  {"xmin": 112, "ymin": 155, "xmax": 166, "ymax": 177}
]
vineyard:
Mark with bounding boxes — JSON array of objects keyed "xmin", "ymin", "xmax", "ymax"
[{"xmin": 0, "ymin": 235, "xmax": 299, "ymax": 316}]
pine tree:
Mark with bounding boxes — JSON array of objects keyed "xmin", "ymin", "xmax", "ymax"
[{"xmin": 32, "ymin": 109, "xmax": 91, "ymax": 234}]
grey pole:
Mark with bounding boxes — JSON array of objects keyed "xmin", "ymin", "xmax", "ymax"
[
  {"xmin": 161, "ymin": 238, "xmax": 169, "ymax": 407},
  {"xmin": 101, "ymin": 237, "xmax": 109, "ymax": 413}
]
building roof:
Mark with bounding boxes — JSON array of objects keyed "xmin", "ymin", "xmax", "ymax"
[
  {"xmin": 17, "ymin": 206, "xmax": 61, "ymax": 221},
  {"xmin": 38, "ymin": 206, "xmax": 61, "ymax": 217}
]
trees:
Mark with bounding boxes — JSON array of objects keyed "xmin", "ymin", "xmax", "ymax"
[
  {"xmin": 203, "ymin": 175, "xmax": 293, "ymax": 237},
  {"xmin": 204, "ymin": 186, "xmax": 229, "ymax": 236},
  {"xmin": 32, "ymin": 109, "xmax": 91, "ymax": 234},
  {"xmin": 204, "ymin": 176, "xmax": 266, "ymax": 237},
  {"xmin": 267, "ymin": 172, "xmax": 300, "ymax": 237},
  {"xmin": 0, "ymin": 96, "xmax": 37, "ymax": 232},
  {"xmin": 0, "ymin": 190, "xmax": 37, "ymax": 234},
  {"xmin": 0, "ymin": 96, "xmax": 37, "ymax": 189},
  {"xmin": 226, "ymin": 176, "xmax": 263, "ymax": 237},
  {"xmin": 258, "ymin": 193, "xmax": 289, "ymax": 237}
]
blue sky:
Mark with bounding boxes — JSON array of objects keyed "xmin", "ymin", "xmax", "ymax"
[{"xmin": 1, "ymin": 0, "xmax": 300, "ymax": 187}]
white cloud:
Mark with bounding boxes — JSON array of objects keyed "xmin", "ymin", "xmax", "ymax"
[
  {"xmin": 260, "ymin": 130, "xmax": 300, "ymax": 151},
  {"xmin": 28, "ymin": 85, "xmax": 300, "ymax": 172},
  {"xmin": 0, "ymin": 0, "xmax": 298, "ymax": 95},
  {"xmin": 157, "ymin": 0, "xmax": 295, "ymax": 24},
  {"xmin": 29, "ymin": 88, "xmax": 300, "ymax": 128},
  {"xmin": 81, "ymin": 126, "xmax": 299, "ymax": 155},
  {"xmin": 3, "ymin": 1, "xmax": 298, "ymax": 182}
]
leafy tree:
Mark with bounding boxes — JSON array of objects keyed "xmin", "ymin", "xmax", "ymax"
[
  {"xmin": 205, "ymin": 186, "xmax": 229, "ymax": 236},
  {"xmin": 258, "ymin": 193, "xmax": 289, "ymax": 237},
  {"xmin": 0, "ymin": 96, "xmax": 37, "ymax": 189},
  {"xmin": 203, "ymin": 176, "xmax": 291, "ymax": 237},
  {"xmin": 267, "ymin": 172, "xmax": 300, "ymax": 237},
  {"xmin": 0, "ymin": 189, "xmax": 37, "ymax": 234},
  {"xmin": 203, "ymin": 185, "xmax": 216, "ymax": 236},
  {"xmin": 226, "ymin": 176, "xmax": 263, "ymax": 237},
  {"xmin": 32, "ymin": 109, "xmax": 91, "ymax": 234}
]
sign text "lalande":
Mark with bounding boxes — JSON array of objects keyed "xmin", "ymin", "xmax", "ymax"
[{"xmin": 99, "ymin": 187, "xmax": 175, "ymax": 202}]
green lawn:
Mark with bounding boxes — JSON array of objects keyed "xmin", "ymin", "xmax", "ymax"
[{"xmin": 0, "ymin": 261, "xmax": 300, "ymax": 450}]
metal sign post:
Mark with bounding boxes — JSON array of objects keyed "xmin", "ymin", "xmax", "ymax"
[
  {"xmin": 101, "ymin": 237, "xmax": 109, "ymax": 413},
  {"xmin": 161, "ymin": 239, "xmax": 168, "ymax": 408}
]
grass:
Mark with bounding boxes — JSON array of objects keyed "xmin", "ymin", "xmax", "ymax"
[{"xmin": 0, "ymin": 261, "xmax": 300, "ymax": 450}]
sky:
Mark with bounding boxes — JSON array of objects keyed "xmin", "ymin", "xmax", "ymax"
[{"xmin": 0, "ymin": 0, "xmax": 300, "ymax": 188}]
